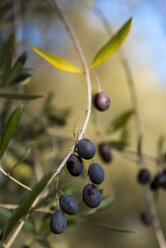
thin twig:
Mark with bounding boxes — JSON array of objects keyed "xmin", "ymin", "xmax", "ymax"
[
  {"xmin": 0, "ymin": 203, "xmax": 52, "ymax": 214},
  {"xmin": 0, "ymin": 167, "xmax": 31, "ymax": 191},
  {"xmin": 91, "ymin": 70, "xmax": 102, "ymax": 92},
  {"xmin": 90, "ymin": 3, "xmax": 166, "ymax": 247}
]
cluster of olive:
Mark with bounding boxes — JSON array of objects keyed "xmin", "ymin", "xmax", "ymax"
[
  {"xmin": 50, "ymin": 138, "xmax": 105, "ymax": 234},
  {"xmin": 50, "ymin": 90, "xmax": 111, "ymax": 234}
]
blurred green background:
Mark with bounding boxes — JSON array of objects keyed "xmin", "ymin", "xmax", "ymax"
[{"xmin": 1, "ymin": 0, "xmax": 166, "ymax": 247}]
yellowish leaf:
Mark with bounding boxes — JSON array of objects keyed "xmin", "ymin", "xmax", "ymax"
[{"xmin": 28, "ymin": 43, "xmax": 82, "ymax": 74}]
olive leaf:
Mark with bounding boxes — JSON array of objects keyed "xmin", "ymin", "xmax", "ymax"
[
  {"xmin": 137, "ymin": 135, "xmax": 143, "ymax": 157},
  {"xmin": 157, "ymin": 136, "xmax": 164, "ymax": 161},
  {"xmin": 0, "ymin": 105, "xmax": 23, "ymax": 160},
  {"xmin": 83, "ymin": 222, "xmax": 135, "ymax": 233},
  {"xmin": 84, "ymin": 196, "xmax": 114, "ymax": 216},
  {"xmin": 27, "ymin": 43, "xmax": 82, "ymax": 73},
  {"xmin": 12, "ymin": 68, "xmax": 34, "ymax": 85},
  {"xmin": 0, "ymin": 33, "xmax": 14, "ymax": 71},
  {"xmin": 8, "ymin": 142, "xmax": 34, "ymax": 174},
  {"xmin": 5, "ymin": 51, "xmax": 27, "ymax": 86},
  {"xmin": 91, "ymin": 18, "xmax": 132, "ymax": 68},
  {"xmin": 0, "ymin": 49, "xmax": 12, "ymax": 87},
  {"xmin": 3, "ymin": 172, "xmax": 53, "ymax": 240},
  {"xmin": 0, "ymin": 93, "xmax": 44, "ymax": 100},
  {"xmin": 106, "ymin": 109, "xmax": 134, "ymax": 134},
  {"xmin": 0, "ymin": 206, "xmax": 33, "ymax": 231}
]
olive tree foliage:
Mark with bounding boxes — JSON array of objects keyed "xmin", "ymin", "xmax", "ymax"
[{"xmin": 0, "ymin": 1, "xmax": 165, "ymax": 248}]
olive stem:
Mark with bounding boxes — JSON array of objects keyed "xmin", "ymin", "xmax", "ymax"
[
  {"xmin": 0, "ymin": 167, "xmax": 31, "ymax": 191},
  {"xmin": 91, "ymin": 70, "xmax": 102, "ymax": 92}
]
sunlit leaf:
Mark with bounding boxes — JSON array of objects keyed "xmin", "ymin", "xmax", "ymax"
[
  {"xmin": 27, "ymin": 43, "xmax": 82, "ymax": 73},
  {"xmin": 0, "ymin": 93, "xmax": 44, "ymax": 100},
  {"xmin": 106, "ymin": 109, "xmax": 134, "ymax": 134},
  {"xmin": 84, "ymin": 222, "xmax": 135, "ymax": 233},
  {"xmin": 91, "ymin": 18, "xmax": 132, "ymax": 68},
  {"xmin": 0, "ymin": 105, "xmax": 23, "ymax": 160},
  {"xmin": 3, "ymin": 172, "xmax": 53, "ymax": 240},
  {"xmin": 84, "ymin": 196, "xmax": 114, "ymax": 216}
]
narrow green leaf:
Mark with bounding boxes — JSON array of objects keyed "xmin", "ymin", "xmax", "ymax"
[
  {"xmin": 0, "ymin": 206, "xmax": 33, "ymax": 231},
  {"xmin": 0, "ymin": 93, "xmax": 44, "ymax": 100},
  {"xmin": 0, "ymin": 49, "xmax": 12, "ymax": 87},
  {"xmin": 0, "ymin": 206, "xmax": 12, "ymax": 222},
  {"xmin": 106, "ymin": 109, "xmax": 134, "ymax": 134},
  {"xmin": 137, "ymin": 135, "xmax": 143, "ymax": 157},
  {"xmin": 84, "ymin": 196, "xmax": 114, "ymax": 216},
  {"xmin": 12, "ymin": 68, "xmax": 34, "ymax": 85},
  {"xmin": 0, "ymin": 34, "xmax": 14, "ymax": 71},
  {"xmin": 120, "ymin": 127, "xmax": 130, "ymax": 144},
  {"xmin": 46, "ymin": 108, "xmax": 71, "ymax": 126},
  {"xmin": 91, "ymin": 18, "xmax": 132, "ymax": 68},
  {"xmin": 84, "ymin": 222, "xmax": 135, "ymax": 233},
  {"xmin": 3, "ymin": 172, "xmax": 53, "ymax": 240},
  {"xmin": 42, "ymin": 92, "xmax": 54, "ymax": 113},
  {"xmin": 109, "ymin": 140, "xmax": 128, "ymax": 150},
  {"xmin": 0, "ymin": 105, "xmax": 23, "ymax": 160},
  {"xmin": 8, "ymin": 142, "xmax": 34, "ymax": 173},
  {"xmin": 27, "ymin": 43, "xmax": 82, "ymax": 73},
  {"xmin": 0, "ymin": 2, "xmax": 13, "ymax": 20},
  {"xmin": 6, "ymin": 51, "xmax": 27, "ymax": 86}
]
